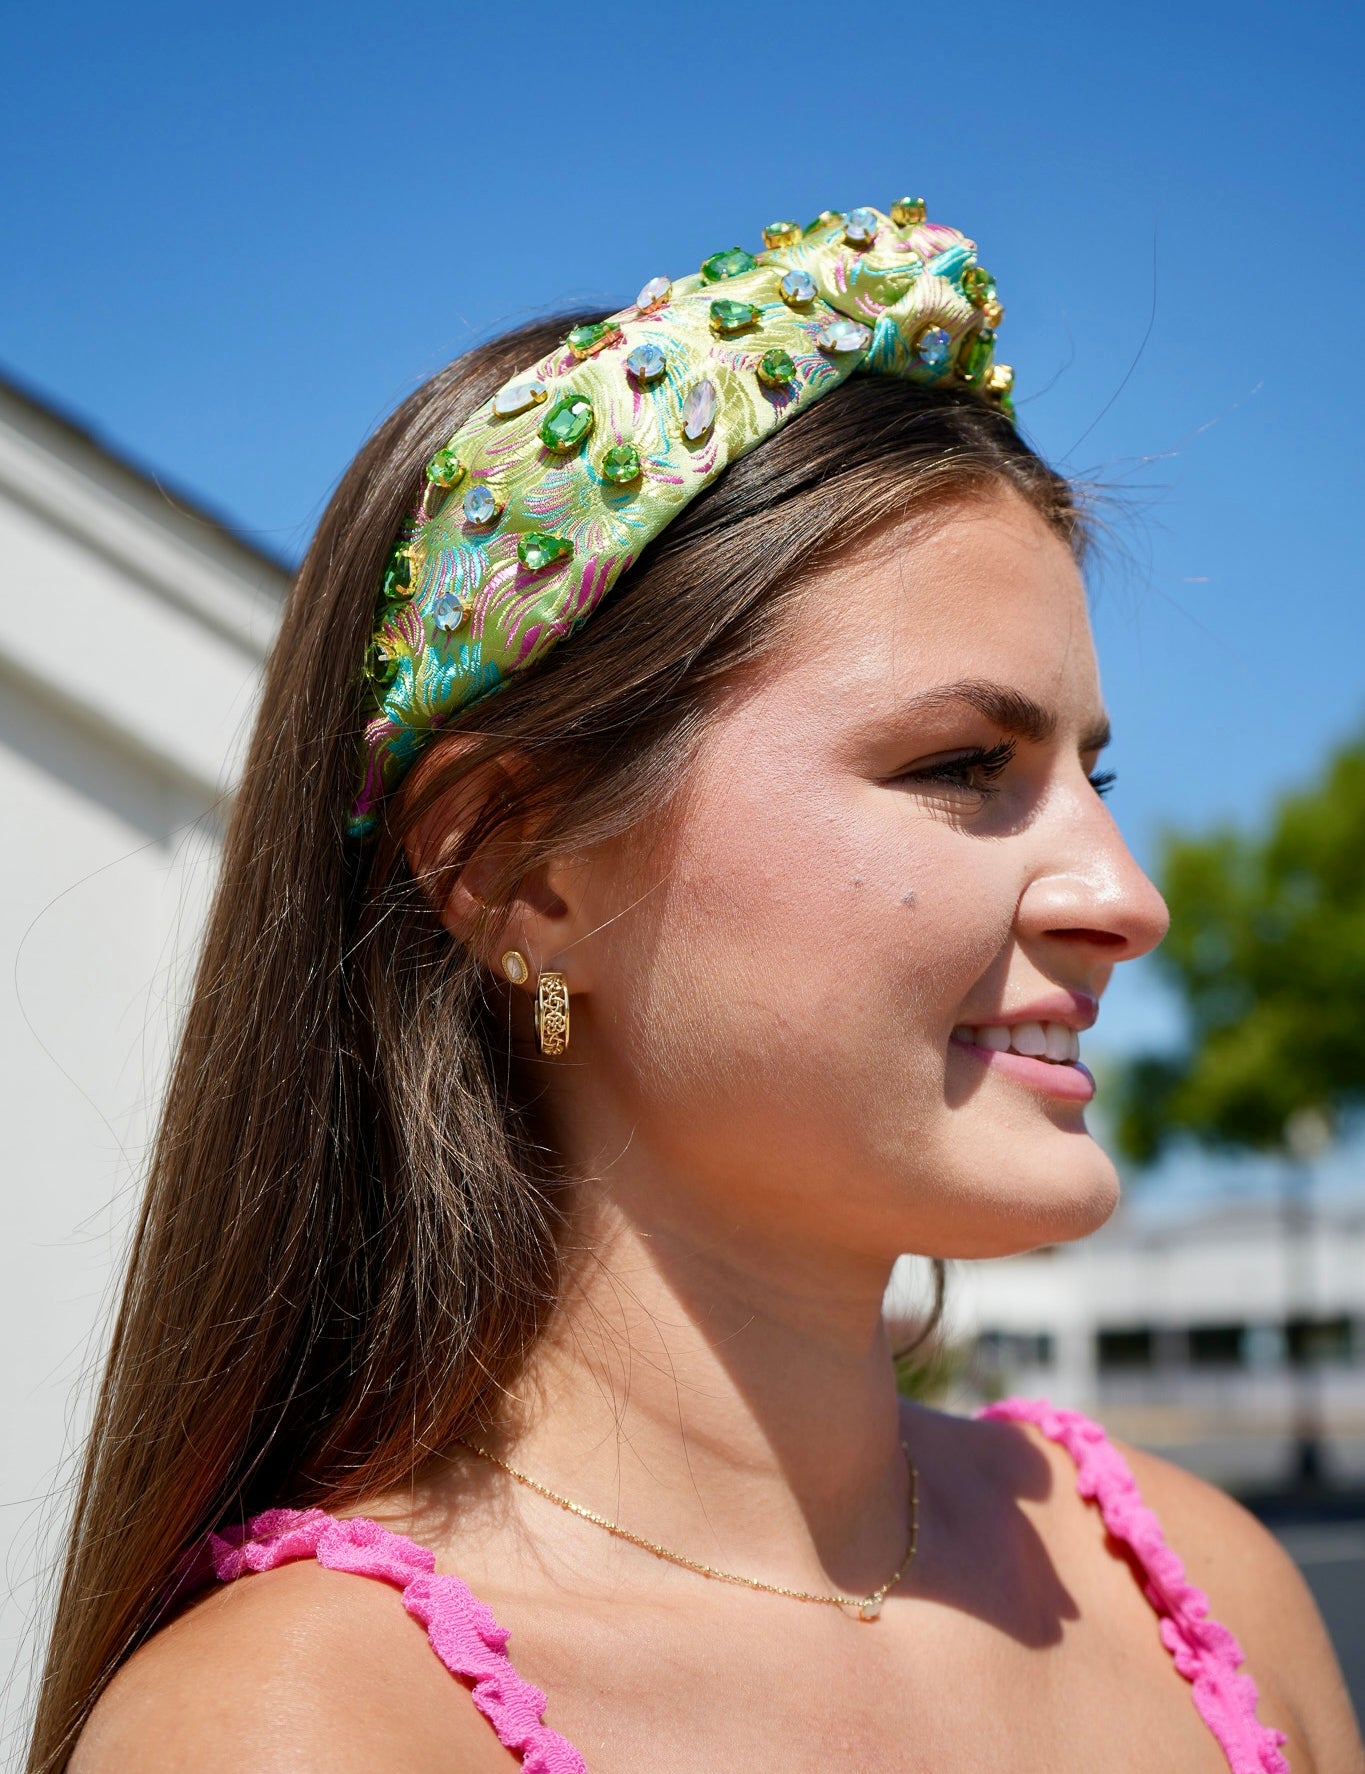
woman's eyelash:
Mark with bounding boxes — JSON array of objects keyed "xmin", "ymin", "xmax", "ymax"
[
  {"xmin": 900, "ymin": 745, "xmax": 1118, "ymax": 800},
  {"xmin": 903, "ymin": 739, "xmax": 1017, "ymax": 794}
]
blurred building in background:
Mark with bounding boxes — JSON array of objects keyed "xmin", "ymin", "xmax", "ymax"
[
  {"xmin": 892, "ymin": 1196, "xmax": 1365, "ymax": 1711},
  {"xmin": 0, "ymin": 375, "xmax": 285, "ymax": 1755},
  {"xmin": 902, "ymin": 1195, "xmax": 1365, "ymax": 1491}
]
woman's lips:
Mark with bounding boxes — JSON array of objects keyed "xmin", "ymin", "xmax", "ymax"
[{"xmin": 949, "ymin": 1029, "xmax": 1096, "ymax": 1103}]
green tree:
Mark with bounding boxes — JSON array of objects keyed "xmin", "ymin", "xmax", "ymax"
[{"xmin": 1115, "ymin": 727, "xmax": 1365, "ymax": 1163}]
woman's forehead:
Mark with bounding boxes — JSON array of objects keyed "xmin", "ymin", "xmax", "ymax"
[{"xmin": 758, "ymin": 493, "xmax": 1100, "ymax": 723}]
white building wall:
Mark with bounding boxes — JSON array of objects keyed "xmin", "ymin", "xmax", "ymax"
[
  {"xmin": 888, "ymin": 1194, "xmax": 1365, "ymax": 1490},
  {"xmin": 0, "ymin": 380, "xmax": 285, "ymax": 1761}
]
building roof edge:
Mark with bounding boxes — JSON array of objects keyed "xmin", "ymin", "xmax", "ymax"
[{"xmin": 0, "ymin": 363, "xmax": 296, "ymax": 583}]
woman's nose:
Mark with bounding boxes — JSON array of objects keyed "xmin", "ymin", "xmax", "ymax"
[{"xmin": 1017, "ymin": 795, "xmax": 1170, "ymax": 965}]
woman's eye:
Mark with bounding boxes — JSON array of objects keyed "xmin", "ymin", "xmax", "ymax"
[
  {"xmin": 897, "ymin": 742, "xmax": 1115, "ymax": 801},
  {"xmin": 899, "ymin": 739, "xmax": 1016, "ymax": 796}
]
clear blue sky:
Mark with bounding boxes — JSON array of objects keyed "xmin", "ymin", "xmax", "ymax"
[{"xmin": 5, "ymin": 0, "xmax": 1363, "ymax": 1072}]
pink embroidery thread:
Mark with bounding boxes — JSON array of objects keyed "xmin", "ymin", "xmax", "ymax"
[
  {"xmin": 977, "ymin": 1397, "xmax": 1290, "ymax": 1774},
  {"xmin": 209, "ymin": 1508, "xmax": 587, "ymax": 1773}
]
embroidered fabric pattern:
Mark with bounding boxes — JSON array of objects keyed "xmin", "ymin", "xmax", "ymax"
[
  {"xmin": 977, "ymin": 1397, "xmax": 1291, "ymax": 1774},
  {"xmin": 350, "ymin": 199, "xmax": 1013, "ymax": 834},
  {"xmin": 209, "ymin": 1508, "xmax": 587, "ymax": 1773}
]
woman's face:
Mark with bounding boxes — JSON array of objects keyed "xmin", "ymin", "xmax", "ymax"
[{"xmin": 556, "ymin": 487, "xmax": 1169, "ymax": 1263}]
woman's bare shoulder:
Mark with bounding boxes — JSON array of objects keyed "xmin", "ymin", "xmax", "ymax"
[
  {"xmin": 1116, "ymin": 1439, "xmax": 1364, "ymax": 1774},
  {"xmin": 70, "ymin": 1559, "xmax": 517, "ymax": 1774},
  {"xmin": 948, "ymin": 1406, "xmax": 1362, "ymax": 1772}
]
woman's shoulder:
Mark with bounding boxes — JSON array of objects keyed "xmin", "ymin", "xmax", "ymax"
[
  {"xmin": 71, "ymin": 1550, "xmax": 515, "ymax": 1773},
  {"xmin": 1119, "ymin": 1436, "xmax": 1365, "ymax": 1773},
  {"xmin": 966, "ymin": 1395, "xmax": 1308, "ymax": 1601},
  {"xmin": 1116, "ymin": 1439, "xmax": 1359, "ymax": 1747},
  {"xmin": 969, "ymin": 1398, "xmax": 1363, "ymax": 1774}
]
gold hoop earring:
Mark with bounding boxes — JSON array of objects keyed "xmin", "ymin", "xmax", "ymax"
[
  {"xmin": 534, "ymin": 972, "xmax": 570, "ymax": 1058},
  {"xmin": 500, "ymin": 950, "xmax": 529, "ymax": 986}
]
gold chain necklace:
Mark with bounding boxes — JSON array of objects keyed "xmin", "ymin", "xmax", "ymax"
[{"xmin": 459, "ymin": 1439, "xmax": 919, "ymax": 1622}]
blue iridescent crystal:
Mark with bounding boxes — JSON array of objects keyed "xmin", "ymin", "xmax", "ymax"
[
  {"xmin": 780, "ymin": 269, "xmax": 816, "ymax": 306},
  {"xmin": 814, "ymin": 319, "xmax": 871, "ymax": 354},
  {"xmin": 463, "ymin": 485, "xmax": 501, "ymax": 525},
  {"xmin": 844, "ymin": 206, "xmax": 879, "ymax": 246},
  {"xmin": 492, "ymin": 378, "xmax": 546, "ymax": 417},
  {"xmin": 635, "ymin": 274, "xmax": 671, "ymax": 311},
  {"xmin": 915, "ymin": 325, "xmax": 953, "ymax": 367},
  {"xmin": 432, "ymin": 593, "xmax": 468, "ymax": 631},
  {"xmin": 626, "ymin": 342, "xmax": 667, "ymax": 383},
  {"xmin": 682, "ymin": 379, "xmax": 718, "ymax": 441}
]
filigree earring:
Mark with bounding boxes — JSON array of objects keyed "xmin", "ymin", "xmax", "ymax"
[{"xmin": 534, "ymin": 972, "xmax": 570, "ymax": 1058}]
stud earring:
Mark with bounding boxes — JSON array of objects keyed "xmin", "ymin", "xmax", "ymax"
[
  {"xmin": 534, "ymin": 971, "xmax": 570, "ymax": 1058},
  {"xmin": 501, "ymin": 950, "xmax": 529, "ymax": 986}
]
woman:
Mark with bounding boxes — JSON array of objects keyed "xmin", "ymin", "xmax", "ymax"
[{"xmin": 33, "ymin": 202, "xmax": 1361, "ymax": 1773}]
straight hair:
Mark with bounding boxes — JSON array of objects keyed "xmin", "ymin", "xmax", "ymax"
[{"xmin": 28, "ymin": 316, "xmax": 1082, "ymax": 1770}]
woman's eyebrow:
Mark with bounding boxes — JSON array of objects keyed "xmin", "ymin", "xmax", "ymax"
[{"xmin": 903, "ymin": 678, "xmax": 1111, "ymax": 753}]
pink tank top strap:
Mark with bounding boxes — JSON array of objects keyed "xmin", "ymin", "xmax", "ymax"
[
  {"xmin": 209, "ymin": 1406, "xmax": 1293, "ymax": 1773},
  {"xmin": 209, "ymin": 1508, "xmax": 588, "ymax": 1772},
  {"xmin": 977, "ymin": 1396, "xmax": 1290, "ymax": 1774}
]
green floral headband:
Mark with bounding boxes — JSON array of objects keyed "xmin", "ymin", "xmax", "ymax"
[{"xmin": 351, "ymin": 198, "xmax": 1013, "ymax": 835}]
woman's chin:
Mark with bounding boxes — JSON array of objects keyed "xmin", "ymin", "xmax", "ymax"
[
  {"xmin": 991, "ymin": 1155, "xmax": 1120, "ymax": 1256},
  {"xmin": 895, "ymin": 1144, "xmax": 1121, "ymax": 1260}
]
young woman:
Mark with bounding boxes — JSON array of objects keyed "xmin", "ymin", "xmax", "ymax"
[{"xmin": 32, "ymin": 203, "xmax": 1362, "ymax": 1773}]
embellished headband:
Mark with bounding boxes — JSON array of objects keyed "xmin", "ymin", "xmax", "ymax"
[{"xmin": 351, "ymin": 198, "xmax": 1013, "ymax": 835}]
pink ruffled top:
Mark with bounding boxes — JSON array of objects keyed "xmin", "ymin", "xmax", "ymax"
[
  {"xmin": 978, "ymin": 1398, "xmax": 1289, "ymax": 1773},
  {"xmin": 208, "ymin": 1397, "xmax": 1288, "ymax": 1772}
]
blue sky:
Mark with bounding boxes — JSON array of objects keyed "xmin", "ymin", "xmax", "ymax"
[{"xmin": 4, "ymin": 0, "xmax": 1363, "ymax": 1082}]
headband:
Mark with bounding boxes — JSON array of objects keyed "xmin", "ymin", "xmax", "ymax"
[{"xmin": 351, "ymin": 198, "xmax": 1013, "ymax": 835}]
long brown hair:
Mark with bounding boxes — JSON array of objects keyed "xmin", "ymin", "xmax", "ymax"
[{"xmin": 28, "ymin": 316, "xmax": 1082, "ymax": 1769}]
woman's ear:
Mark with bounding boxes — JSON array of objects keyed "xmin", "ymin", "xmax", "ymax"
[{"xmin": 397, "ymin": 737, "xmax": 592, "ymax": 988}]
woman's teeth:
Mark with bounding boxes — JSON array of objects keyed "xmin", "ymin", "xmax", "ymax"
[{"xmin": 952, "ymin": 1021, "xmax": 1081, "ymax": 1064}]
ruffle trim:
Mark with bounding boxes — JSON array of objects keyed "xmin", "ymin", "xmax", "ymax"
[
  {"xmin": 978, "ymin": 1397, "xmax": 1290, "ymax": 1774},
  {"xmin": 210, "ymin": 1508, "xmax": 587, "ymax": 1773},
  {"xmin": 209, "ymin": 1405, "xmax": 1290, "ymax": 1774}
]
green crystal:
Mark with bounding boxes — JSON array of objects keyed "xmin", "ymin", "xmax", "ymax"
[
  {"xmin": 382, "ymin": 549, "xmax": 413, "ymax": 600},
  {"xmin": 539, "ymin": 394, "xmax": 595, "ymax": 453},
  {"xmin": 517, "ymin": 531, "xmax": 574, "ymax": 572},
  {"xmin": 709, "ymin": 297, "xmax": 758, "ymax": 335},
  {"xmin": 565, "ymin": 320, "xmax": 620, "ymax": 359},
  {"xmin": 364, "ymin": 639, "xmax": 399, "ymax": 685},
  {"xmin": 425, "ymin": 447, "xmax": 465, "ymax": 488},
  {"xmin": 600, "ymin": 444, "xmax": 641, "ymax": 485},
  {"xmin": 957, "ymin": 328, "xmax": 996, "ymax": 384},
  {"xmin": 985, "ymin": 363, "xmax": 1016, "ymax": 417},
  {"xmin": 961, "ymin": 265, "xmax": 998, "ymax": 309},
  {"xmin": 421, "ymin": 482, "xmax": 451, "ymax": 521},
  {"xmin": 762, "ymin": 219, "xmax": 801, "ymax": 249},
  {"xmin": 804, "ymin": 210, "xmax": 844, "ymax": 234},
  {"xmin": 701, "ymin": 246, "xmax": 758, "ymax": 282},
  {"xmin": 756, "ymin": 348, "xmax": 796, "ymax": 388}
]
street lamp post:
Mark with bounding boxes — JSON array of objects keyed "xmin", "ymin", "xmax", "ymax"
[{"xmin": 1283, "ymin": 1107, "xmax": 1332, "ymax": 1493}]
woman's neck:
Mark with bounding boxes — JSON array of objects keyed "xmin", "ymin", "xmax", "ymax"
[{"xmin": 491, "ymin": 1164, "xmax": 914, "ymax": 1599}]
